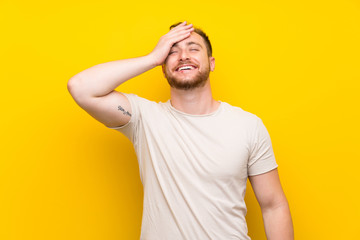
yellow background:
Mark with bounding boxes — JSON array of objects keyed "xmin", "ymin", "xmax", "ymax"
[{"xmin": 1, "ymin": 0, "xmax": 359, "ymax": 239}]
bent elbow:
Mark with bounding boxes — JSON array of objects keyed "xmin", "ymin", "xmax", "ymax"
[
  {"xmin": 67, "ymin": 77, "xmax": 89, "ymax": 104},
  {"xmin": 67, "ymin": 77, "xmax": 80, "ymax": 95}
]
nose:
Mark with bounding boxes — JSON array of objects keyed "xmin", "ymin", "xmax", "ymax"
[{"xmin": 179, "ymin": 50, "xmax": 190, "ymax": 61}]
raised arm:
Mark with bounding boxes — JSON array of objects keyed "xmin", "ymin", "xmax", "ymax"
[
  {"xmin": 67, "ymin": 21, "xmax": 194, "ymax": 128},
  {"xmin": 249, "ymin": 169, "xmax": 294, "ymax": 240}
]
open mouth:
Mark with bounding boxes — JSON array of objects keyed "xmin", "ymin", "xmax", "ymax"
[{"xmin": 175, "ymin": 64, "xmax": 198, "ymax": 72}]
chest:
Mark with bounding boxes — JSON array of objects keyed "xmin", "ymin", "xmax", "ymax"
[{"xmin": 138, "ymin": 111, "xmax": 251, "ymax": 181}]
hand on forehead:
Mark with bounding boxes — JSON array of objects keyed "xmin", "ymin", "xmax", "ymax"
[{"xmin": 171, "ymin": 32, "xmax": 203, "ymax": 49}]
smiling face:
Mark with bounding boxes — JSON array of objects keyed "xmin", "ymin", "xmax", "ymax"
[{"xmin": 162, "ymin": 32, "xmax": 215, "ymax": 90}]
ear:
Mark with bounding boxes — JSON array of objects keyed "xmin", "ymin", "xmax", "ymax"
[{"xmin": 209, "ymin": 57, "xmax": 215, "ymax": 72}]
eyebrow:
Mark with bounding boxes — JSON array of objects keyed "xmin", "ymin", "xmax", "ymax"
[{"xmin": 172, "ymin": 41, "xmax": 203, "ymax": 49}]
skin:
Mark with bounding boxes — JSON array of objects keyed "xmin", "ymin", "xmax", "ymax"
[
  {"xmin": 67, "ymin": 21, "xmax": 294, "ymax": 239},
  {"xmin": 250, "ymin": 169, "xmax": 294, "ymax": 239},
  {"xmin": 162, "ymin": 31, "xmax": 219, "ymax": 115},
  {"xmin": 163, "ymin": 32, "xmax": 212, "ymax": 90},
  {"xmin": 150, "ymin": 21, "xmax": 219, "ymax": 115}
]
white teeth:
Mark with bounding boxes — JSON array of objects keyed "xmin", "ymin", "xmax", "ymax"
[{"xmin": 178, "ymin": 66, "xmax": 195, "ymax": 71}]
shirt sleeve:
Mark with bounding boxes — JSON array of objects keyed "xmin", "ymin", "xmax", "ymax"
[
  {"xmin": 106, "ymin": 93, "xmax": 140, "ymax": 144},
  {"xmin": 247, "ymin": 117, "xmax": 278, "ymax": 176}
]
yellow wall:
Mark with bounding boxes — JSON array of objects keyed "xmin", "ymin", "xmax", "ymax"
[{"xmin": 1, "ymin": 0, "xmax": 359, "ymax": 239}]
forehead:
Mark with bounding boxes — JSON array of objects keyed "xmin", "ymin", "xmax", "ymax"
[{"xmin": 171, "ymin": 32, "xmax": 205, "ymax": 48}]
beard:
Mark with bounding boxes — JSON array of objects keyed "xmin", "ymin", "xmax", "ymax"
[{"xmin": 164, "ymin": 62, "xmax": 210, "ymax": 91}]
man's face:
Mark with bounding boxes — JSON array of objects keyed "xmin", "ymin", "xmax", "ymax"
[{"xmin": 162, "ymin": 32, "xmax": 215, "ymax": 90}]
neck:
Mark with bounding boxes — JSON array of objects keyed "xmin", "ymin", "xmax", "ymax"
[{"xmin": 169, "ymin": 80, "xmax": 220, "ymax": 115}]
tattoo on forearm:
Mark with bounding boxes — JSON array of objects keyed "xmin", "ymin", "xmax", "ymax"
[{"xmin": 118, "ymin": 105, "xmax": 132, "ymax": 117}]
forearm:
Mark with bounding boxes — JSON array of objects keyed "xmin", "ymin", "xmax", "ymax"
[
  {"xmin": 68, "ymin": 22, "xmax": 193, "ymax": 100},
  {"xmin": 68, "ymin": 54, "xmax": 157, "ymax": 98},
  {"xmin": 262, "ymin": 201, "xmax": 294, "ymax": 240}
]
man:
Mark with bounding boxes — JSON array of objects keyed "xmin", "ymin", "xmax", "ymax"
[{"xmin": 67, "ymin": 21, "xmax": 294, "ymax": 240}]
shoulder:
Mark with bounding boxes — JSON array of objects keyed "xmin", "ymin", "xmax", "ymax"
[
  {"xmin": 122, "ymin": 93, "xmax": 156, "ymax": 104},
  {"xmin": 122, "ymin": 93, "xmax": 164, "ymax": 109},
  {"xmin": 221, "ymin": 101, "xmax": 261, "ymax": 126},
  {"xmin": 122, "ymin": 93, "xmax": 169, "ymax": 117}
]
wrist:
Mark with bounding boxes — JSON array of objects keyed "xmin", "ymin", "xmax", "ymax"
[{"xmin": 146, "ymin": 52, "xmax": 162, "ymax": 68}]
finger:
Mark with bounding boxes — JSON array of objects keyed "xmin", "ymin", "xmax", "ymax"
[
  {"xmin": 169, "ymin": 23, "xmax": 193, "ymax": 34},
  {"xmin": 169, "ymin": 30, "xmax": 193, "ymax": 45},
  {"xmin": 169, "ymin": 27, "xmax": 194, "ymax": 38},
  {"xmin": 174, "ymin": 21, "xmax": 187, "ymax": 28},
  {"xmin": 168, "ymin": 22, "xmax": 187, "ymax": 32},
  {"xmin": 167, "ymin": 26, "xmax": 193, "ymax": 38}
]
